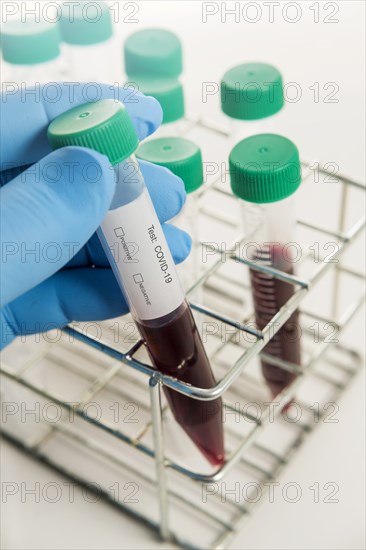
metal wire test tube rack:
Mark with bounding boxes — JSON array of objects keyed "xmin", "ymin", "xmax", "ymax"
[{"xmin": 1, "ymin": 117, "xmax": 365, "ymax": 549}]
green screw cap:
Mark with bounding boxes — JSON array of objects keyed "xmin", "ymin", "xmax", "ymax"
[
  {"xmin": 137, "ymin": 137, "xmax": 203, "ymax": 193},
  {"xmin": 221, "ymin": 63, "xmax": 284, "ymax": 120},
  {"xmin": 229, "ymin": 134, "xmax": 301, "ymax": 203},
  {"xmin": 60, "ymin": 1, "xmax": 113, "ymax": 45},
  {"xmin": 124, "ymin": 29, "xmax": 182, "ymax": 77},
  {"xmin": 1, "ymin": 20, "xmax": 61, "ymax": 65},
  {"xmin": 126, "ymin": 77, "xmax": 184, "ymax": 124},
  {"xmin": 48, "ymin": 99, "xmax": 139, "ymax": 166}
]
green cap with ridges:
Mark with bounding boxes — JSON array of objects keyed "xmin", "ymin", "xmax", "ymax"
[
  {"xmin": 59, "ymin": 1, "xmax": 112, "ymax": 45},
  {"xmin": 221, "ymin": 63, "xmax": 284, "ymax": 120},
  {"xmin": 48, "ymin": 99, "xmax": 139, "ymax": 166},
  {"xmin": 229, "ymin": 134, "xmax": 301, "ymax": 203},
  {"xmin": 126, "ymin": 77, "xmax": 184, "ymax": 124},
  {"xmin": 137, "ymin": 137, "xmax": 203, "ymax": 193},
  {"xmin": 124, "ymin": 28, "xmax": 182, "ymax": 77},
  {"xmin": 1, "ymin": 20, "xmax": 61, "ymax": 65}
]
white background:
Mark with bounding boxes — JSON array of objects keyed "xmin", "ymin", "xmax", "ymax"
[{"xmin": 1, "ymin": 1, "xmax": 365, "ymax": 549}]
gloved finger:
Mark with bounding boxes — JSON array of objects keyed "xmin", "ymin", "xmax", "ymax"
[
  {"xmin": 1, "ymin": 82, "xmax": 162, "ymax": 170},
  {"xmin": 1, "ymin": 147, "xmax": 116, "ymax": 307},
  {"xmin": 139, "ymin": 160, "xmax": 186, "ymax": 221},
  {"xmin": 0, "ymin": 165, "xmax": 28, "ymax": 188},
  {"xmin": 2, "ymin": 160, "xmax": 186, "ymax": 221},
  {"xmin": 2, "ymin": 268, "xmax": 128, "ymax": 346},
  {"xmin": 68, "ymin": 221, "xmax": 192, "ymax": 268},
  {"xmin": 162, "ymin": 223, "xmax": 192, "ymax": 264}
]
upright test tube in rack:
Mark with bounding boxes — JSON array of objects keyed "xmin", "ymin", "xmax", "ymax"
[
  {"xmin": 59, "ymin": 0, "xmax": 114, "ymax": 82},
  {"xmin": 229, "ymin": 133, "xmax": 302, "ymax": 399},
  {"xmin": 124, "ymin": 28, "xmax": 189, "ymax": 137},
  {"xmin": 126, "ymin": 77, "xmax": 186, "ymax": 137},
  {"xmin": 221, "ymin": 62, "xmax": 285, "ymax": 145},
  {"xmin": 1, "ymin": 19, "xmax": 62, "ymax": 85},
  {"xmin": 137, "ymin": 137, "xmax": 204, "ymax": 298},
  {"xmin": 124, "ymin": 28, "xmax": 182, "ymax": 78}
]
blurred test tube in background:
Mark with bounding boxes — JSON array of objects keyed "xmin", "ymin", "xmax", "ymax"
[
  {"xmin": 126, "ymin": 77, "xmax": 186, "ymax": 137},
  {"xmin": 1, "ymin": 17, "xmax": 62, "ymax": 85},
  {"xmin": 229, "ymin": 133, "xmax": 302, "ymax": 400},
  {"xmin": 124, "ymin": 28, "xmax": 191, "ymax": 137},
  {"xmin": 59, "ymin": 0, "xmax": 114, "ymax": 82},
  {"xmin": 221, "ymin": 62, "xmax": 285, "ymax": 145},
  {"xmin": 137, "ymin": 136, "xmax": 204, "ymax": 302}
]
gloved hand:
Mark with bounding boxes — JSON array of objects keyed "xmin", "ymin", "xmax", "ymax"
[{"xmin": 1, "ymin": 83, "xmax": 191, "ymax": 349}]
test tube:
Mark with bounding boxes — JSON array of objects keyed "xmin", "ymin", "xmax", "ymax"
[
  {"xmin": 1, "ymin": 19, "xmax": 62, "ymax": 86},
  {"xmin": 124, "ymin": 28, "xmax": 182, "ymax": 78},
  {"xmin": 221, "ymin": 63, "xmax": 285, "ymax": 145},
  {"xmin": 229, "ymin": 134, "xmax": 302, "ymax": 399},
  {"xmin": 124, "ymin": 28, "xmax": 187, "ymax": 136},
  {"xmin": 136, "ymin": 137, "xmax": 204, "ymax": 297},
  {"xmin": 125, "ymin": 77, "xmax": 186, "ymax": 137},
  {"xmin": 59, "ymin": 0, "xmax": 113, "ymax": 82},
  {"xmin": 48, "ymin": 99, "xmax": 224, "ymax": 466}
]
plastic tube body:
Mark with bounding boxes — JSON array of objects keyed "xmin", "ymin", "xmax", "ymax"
[
  {"xmin": 242, "ymin": 195, "xmax": 300, "ymax": 397},
  {"xmin": 150, "ymin": 118, "xmax": 188, "ymax": 139},
  {"xmin": 1, "ymin": 59, "xmax": 64, "ymax": 86},
  {"xmin": 97, "ymin": 156, "xmax": 224, "ymax": 465},
  {"xmin": 228, "ymin": 114, "xmax": 282, "ymax": 147},
  {"xmin": 61, "ymin": 41, "xmax": 113, "ymax": 82},
  {"xmin": 174, "ymin": 192, "xmax": 202, "ymax": 299}
]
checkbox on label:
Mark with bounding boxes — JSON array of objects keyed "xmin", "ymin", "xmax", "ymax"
[
  {"xmin": 114, "ymin": 227, "xmax": 125, "ymax": 237},
  {"xmin": 133, "ymin": 273, "xmax": 144, "ymax": 284}
]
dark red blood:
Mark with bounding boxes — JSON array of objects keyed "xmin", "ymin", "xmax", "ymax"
[
  {"xmin": 250, "ymin": 244, "xmax": 301, "ymax": 398},
  {"xmin": 137, "ymin": 302, "xmax": 224, "ymax": 466}
]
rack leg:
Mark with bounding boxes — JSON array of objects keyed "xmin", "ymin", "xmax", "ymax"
[
  {"xmin": 149, "ymin": 373, "xmax": 170, "ymax": 541},
  {"xmin": 332, "ymin": 178, "xmax": 349, "ymax": 319}
]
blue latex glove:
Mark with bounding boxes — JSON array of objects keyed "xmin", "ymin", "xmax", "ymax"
[{"xmin": 1, "ymin": 83, "xmax": 191, "ymax": 349}]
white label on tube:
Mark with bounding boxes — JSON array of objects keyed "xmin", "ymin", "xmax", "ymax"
[{"xmin": 100, "ymin": 188, "xmax": 184, "ymax": 320}]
